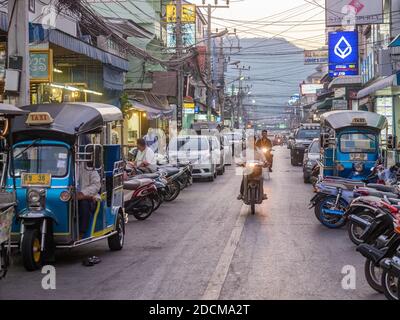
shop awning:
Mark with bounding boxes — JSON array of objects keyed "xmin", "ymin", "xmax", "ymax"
[
  {"xmin": 357, "ymin": 74, "xmax": 397, "ymax": 99},
  {"xmin": 128, "ymin": 99, "xmax": 173, "ymax": 119},
  {"xmin": 310, "ymin": 98, "xmax": 333, "ymax": 112},
  {"xmin": 29, "ymin": 23, "xmax": 129, "ymax": 72},
  {"xmin": 328, "ymin": 75, "xmax": 361, "ymax": 89}
]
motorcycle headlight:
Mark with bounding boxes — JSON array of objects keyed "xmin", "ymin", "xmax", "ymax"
[
  {"xmin": 354, "ymin": 162, "xmax": 364, "ymax": 173},
  {"xmin": 262, "ymin": 148, "xmax": 268, "ymax": 153}
]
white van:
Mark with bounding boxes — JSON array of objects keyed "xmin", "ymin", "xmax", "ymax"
[{"xmin": 168, "ymin": 135, "xmax": 218, "ymax": 181}]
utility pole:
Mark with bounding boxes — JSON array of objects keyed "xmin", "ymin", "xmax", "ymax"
[
  {"xmin": 8, "ymin": 0, "xmax": 30, "ymax": 107},
  {"xmin": 199, "ymin": 0, "xmax": 229, "ymax": 122},
  {"xmin": 175, "ymin": 0, "xmax": 183, "ymax": 132},
  {"xmin": 234, "ymin": 64, "xmax": 250, "ymax": 129},
  {"xmin": 207, "ymin": 3, "xmax": 212, "ymax": 122}
]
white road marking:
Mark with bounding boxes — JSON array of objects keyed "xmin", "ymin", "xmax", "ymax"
[{"xmin": 202, "ymin": 204, "xmax": 248, "ymax": 300}]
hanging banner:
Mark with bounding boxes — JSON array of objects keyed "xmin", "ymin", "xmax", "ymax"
[{"xmin": 325, "ymin": 0, "xmax": 383, "ymax": 27}]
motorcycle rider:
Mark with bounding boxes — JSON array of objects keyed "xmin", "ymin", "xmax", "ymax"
[
  {"xmin": 237, "ymin": 136, "xmax": 267, "ymax": 200},
  {"xmin": 256, "ymin": 130, "xmax": 273, "ymax": 172}
]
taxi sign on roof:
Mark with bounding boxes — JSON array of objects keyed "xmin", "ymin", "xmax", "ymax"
[{"xmin": 26, "ymin": 112, "xmax": 54, "ymax": 126}]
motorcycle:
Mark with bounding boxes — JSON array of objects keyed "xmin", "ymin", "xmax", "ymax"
[
  {"xmin": 348, "ymin": 198, "xmax": 400, "ymax": 299},
  {"xmin": 239, "ymin": 160, "xmax": 267, "ymax": 215},
  {"xmin": 123, "ymin": 173, "xmax": 157, "ymax": 220},
  {"xmin": 310, "ymin": 163, "xmax": 398, "ymax": 229}
]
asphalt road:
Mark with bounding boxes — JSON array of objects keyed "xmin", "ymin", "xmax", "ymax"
[{"xmin": 0, "ymin": 147, "xmax": 383, "ymax": 300}]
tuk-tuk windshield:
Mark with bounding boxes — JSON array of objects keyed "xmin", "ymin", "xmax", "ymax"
[
  {"xmin": 340, "ymin": 133, "xmax": 377, "ymax": 153},
  {"xmin": 12, "ymin": 145, "xmax": 69, "ymax": 177}
]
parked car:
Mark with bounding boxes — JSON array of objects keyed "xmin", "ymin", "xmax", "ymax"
[
  {"xmin": 168, "ymin": 135, "xmax": 218, "ymax": 182},
  {"xmin": 303, "ymin": 138, "xmax": 320, "ymax": 183},
  {"xmin": 209, "ymin": 135, "xmax": 225, "ymax": 175},
  {"xmin": 289, "ymin": 124, "xmax": 320, "ymax": 166}
]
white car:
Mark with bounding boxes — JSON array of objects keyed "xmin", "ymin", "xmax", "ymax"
[{"xmin": 168, "ymin": 135, "xmax": 218, "ymax": 182}]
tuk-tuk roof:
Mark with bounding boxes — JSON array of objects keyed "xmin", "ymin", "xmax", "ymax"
[
  {"xmin": 320, "ymin": 111, "xmax": 388, "ymax": 131},
  {"xmin": 12, "ymin": 103, "xmax": 123, "ymax": 139},
  {"xmin": 0, "ymin": 103, "xmax": 29, "ymax": 117}
]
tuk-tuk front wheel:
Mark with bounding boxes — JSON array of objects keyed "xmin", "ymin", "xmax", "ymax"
[
  {"xmin": 22, "ymin": 229, "xmax": 43, "ymax": 271},
  {"xmin": 108, "ymin": 212, "xmax": 125, "ymax": 251}
]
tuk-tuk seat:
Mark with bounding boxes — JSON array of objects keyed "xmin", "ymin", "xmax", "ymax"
[{"xmin": 123, "ymin": 178, "xmax": 153, "ymax": 191}]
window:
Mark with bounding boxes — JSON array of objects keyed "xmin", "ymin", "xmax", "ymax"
[
  {"xmin": 340, "ymin": 133, "xmax": 377, "ymax": 153},
  {"xmin": 13, "ymin": 145, "xmax": 69, "ymax": 177},
  {"xmin": 29, "ymin": 0, "xmax": 35, "ymax": 13}
]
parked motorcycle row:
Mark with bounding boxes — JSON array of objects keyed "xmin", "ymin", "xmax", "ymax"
[
  {"xmin": 309, "ymin": 165, "xmax": 400, "ymax": 300},
  {"xmin": 123, "ymin": 155, "xmax": 194, "ymax": 221}
]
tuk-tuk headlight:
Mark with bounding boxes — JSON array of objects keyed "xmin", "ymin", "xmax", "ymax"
[
  {"xmin": 28, "ymin": 190, "xmax": 41, "ymax": 203},
  {"xmin": 60, "ymin": 191, "xmax": 71, "ymax": 202},
  {"xmin": 27, "ymin": 189, "xmax": 45, "ymax": 209},
  {"xmin": 354, "ymin": 162, "xmax": 364, "ymax": 173}
]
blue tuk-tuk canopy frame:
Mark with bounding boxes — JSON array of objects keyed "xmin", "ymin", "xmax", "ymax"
[
  {"xmin": 320, "ymin": 111, "xmax": 388, "ymax": 131},
  {"xmin": 11, "ymin": 103, "xmax": 123, "ymax": 143}
]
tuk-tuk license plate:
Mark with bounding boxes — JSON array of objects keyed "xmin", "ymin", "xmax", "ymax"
[
  {"xmin": 21, "ymin": 173, "xmax": 51, "ymax": 187},
  {"xmin": 350, "ymin": 153, "xmax": 367, "ymax": 161}
]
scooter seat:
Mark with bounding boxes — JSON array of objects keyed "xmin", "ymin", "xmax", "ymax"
[
  {"xmin": 388, "ymin": 198, "xmax": 400, "ymax": 205},
  {"xmin": 123, "ymin": 178, "xmax": 153, "ymax": 190},
  {"xmin": 322, "ymin": 182, "xmax": 354, "ymax": 191},
  {"xmin": 363, "ymin": 188, "xmax": 398, "ymax": 199},
  {"xmin": 159, "ymin": 167, "xmax": 180, "ymax": 177},
  {"xmin": 134, "ymin": 173, "xmax": 160, "ymax": 180},
  {"xmin": 367, "ymin": 184, "xmax": 397, "ymax": 194}
]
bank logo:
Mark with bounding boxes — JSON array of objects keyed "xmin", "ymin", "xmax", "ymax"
[{"xmin": 334, "ymin": 36, "xmax": 353, "ymax": 59}]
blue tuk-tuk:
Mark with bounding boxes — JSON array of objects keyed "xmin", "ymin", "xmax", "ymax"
[
  {"xmin": 319, "ymin": 110, "xmax": 388, "ymax": 180},
  {"xmin": 9, "ymin": 103, "xmax": 126, "ymax": 271}
]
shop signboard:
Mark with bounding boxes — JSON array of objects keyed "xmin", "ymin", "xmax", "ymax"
[
  {"xmin": 167, "ymin": 23, "xmax": 196, "ymax": 50},
  {"xmin": 300, "ymin": 83, "xmax": 324, "ymax": 95},
  {"xmin": 304, "ymin": 49, "xmax": 328, "ymax": 65},
  {"xmin": 328, "ymin": 31, "xmax": 359, "ymax": 77},
  {"xmin": 332, "ymin": 99, "xmax": 348, "ymax": 110},
  {"xmin": 166, "ymin": 3, "xmax": 196, "ymax": 23},
  {"xmin": 325, "ymin": 0, "xmax": 383, "ymax": 27},
  {"xmin": 30, "ymin": 49, "xmax": 53, "ymax": 83}
]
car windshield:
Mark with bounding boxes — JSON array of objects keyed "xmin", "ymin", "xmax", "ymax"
[
  {"xmin": 309, "ymin": 141, "xmax": 320, "ymax": 153},
  {"xmin": 296, "ymin": 129, "xmax": 320, "ymax": 140},
  {"xmin": 340, "ymin": 133, "xmax": 377, "ymax": 153},
  {"xmin": 13, "ymin": 145, "xmax": 69, "ymax": 177},
  {"xmin": 169, "ymin": 137, "xmax": 209, "ymax": 151}
]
